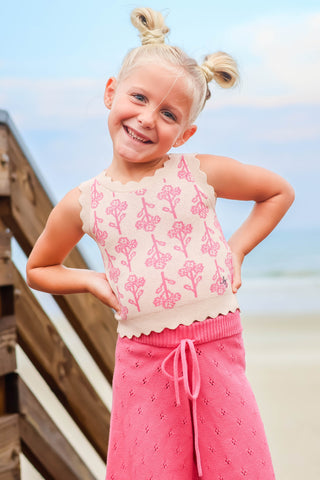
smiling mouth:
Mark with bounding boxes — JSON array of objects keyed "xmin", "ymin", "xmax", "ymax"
[{"xmin": 124, "ymin": 126, "xmax": 153, "ymax": 144}]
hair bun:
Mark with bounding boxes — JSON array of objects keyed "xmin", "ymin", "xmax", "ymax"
[
  {"xmin": 131, "ymin": 7, "xmax": 169, "ymax": 45},
  {"xmin": 201, "ymin": 51, "xmax": 239, "ymax": 88}
]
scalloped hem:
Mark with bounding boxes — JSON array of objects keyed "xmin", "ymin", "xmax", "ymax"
[{"xmin": 117, "ymin": 295, "xmax": 239, "ymax": 339}]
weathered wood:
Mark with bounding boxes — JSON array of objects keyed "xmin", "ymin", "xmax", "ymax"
[
  {"xmin": 0, "ymin": 414, "xmax": 21, "ymax": 480},
  {"xmin": 54, "ymin": 292, "xmax": 117, "ymax": 383},
  {"xmin": 0, "ymin": 316, "xmax": 16, "ymax": 377},
  {"xmin": 13, "ymin": 265, "xmax": 109, "ymax": 459},
  {"xmin": 0, "ymin": 117, "xmax": 117, "ymax": 383},
  {"xmin": 0, "ymin": 126, "xmax": 10, "ymax": 198},
  {"xmin": 0, "ymin": 225, "xmax": 14, "ymax": 287},
  {"xmin": 5, "ymin": 374, "xmax": 97, "ymax": 480},
  {"xmin": 0, "ymin": 232, "xmax": 16, "ymax": 375}
]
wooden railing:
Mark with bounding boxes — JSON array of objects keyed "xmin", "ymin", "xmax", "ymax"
[{"xmin": 0, "ymin": 110, "xmax": 117, "ymax": 479}]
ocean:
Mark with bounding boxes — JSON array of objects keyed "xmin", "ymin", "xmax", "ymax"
[{"xmin": 236, "ymin": 228, "xmax": 320, "ymax": 315}]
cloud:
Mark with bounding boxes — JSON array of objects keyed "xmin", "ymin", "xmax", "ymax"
[
  {"xmin": 0, "ymin": 77, "xmax": 106, "ymax": 130},
  {"xmin": 208, "ymin": 11, "xmax": 320, "ymax": 109},
  {"xmin": 1, "ymin": 11, "xmax": 319, "ymax": 133}
]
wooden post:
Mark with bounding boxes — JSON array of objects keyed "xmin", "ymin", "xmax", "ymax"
[
  {"xmin": 0, "ymin": 221, "xmax": 16, "ymax": 377},
  {"xmin": 0, "ymin": 414, "xmax": 21, "ymax": 480},
  {"xmin": 0, "ymin": 218, "xmax": 20, "ymax": 478}
]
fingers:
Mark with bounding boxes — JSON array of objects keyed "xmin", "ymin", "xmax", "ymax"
[
  {"xmin": 232, "ymin": 268, "xmax": 242, "ymax": 293},
  {"xmin": 230, "ymin": 250, "xmax": 243, "ymax": 293},
  {"xmin": 108, "ymin": 292, "xmax": 121, "ymax": 314},
  {"xmin": 99, "ymin": 287, "xmax": 121, "ymax": 313},
  {"xmin": 88, "ymin": 272, "xmax": 121, "ymax": 313}
]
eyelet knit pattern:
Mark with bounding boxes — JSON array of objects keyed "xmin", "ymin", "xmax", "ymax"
[
  {"xmin": 79, "ymin": 154, "xmax": 239, "ymax": 338},
  {"xmin": 106, "ymin": 314, "xmax": 275, "ymax": 479}
]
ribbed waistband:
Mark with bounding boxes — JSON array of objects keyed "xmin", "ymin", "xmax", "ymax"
[{"xmin": 131, "ymin": 310, "xmax": 242, "ymax": 348}]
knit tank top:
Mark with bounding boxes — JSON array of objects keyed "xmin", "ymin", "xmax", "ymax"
[{"xmin": 78, "ymin": 153, "xmax": 239, "ymax": 338}]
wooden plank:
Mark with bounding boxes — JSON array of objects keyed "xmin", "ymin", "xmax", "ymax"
[
  {"xmin": 0, "ymin": 414, "xmax": 21, "ymax": 480},
  {"xmin": 0, "ymin": 378, "xmax": 5, "ymax": 416},
  {"xmin": 0, "ymin": 233, "xmax": 16, "ymax": 376},
  {"xmin": 0, "ymin": 120, "xmax": 117, "ymax": 383},
  {"xmin": 0, "ymin": 126, "xmax": 10, "ymax": 197},
  {"xmin": 0, "ymin": 316, "xmax": 16, "ymax": 376},
  {"xmin": 13, "ymin": 266, "xmax": 110, "ymax": 459},
  {"xmin": 0, "ymin": 223, "xmax": 13, "ymax": 288},
  {"xmin": 54, "ymin": 292, "xmax": 117, "ymax": 383},
  {"xmin": 6, "ymin": 375, "xmax": 98, "ymax": 480}
]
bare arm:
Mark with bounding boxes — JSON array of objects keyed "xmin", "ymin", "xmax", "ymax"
[
  {"xmin": 198, "ymin": 154, "xmax": 295, "ymax": 292},
  {"xmin": 26, "ymin": 188, "xmax": 120, "ymax": 312}
]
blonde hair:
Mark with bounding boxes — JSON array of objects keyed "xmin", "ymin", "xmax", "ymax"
[{"xmin": 117, "ymin": 7, "xmax": 239, "ymax": 124}]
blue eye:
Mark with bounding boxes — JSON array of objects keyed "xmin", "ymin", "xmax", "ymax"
[
  {"xmin": 133, "ymin": 93, "xmax": 146, "ymax": 102},
  {"xmin": 162, "ymin": 110, "xmax": 176, "ymax": 121}
]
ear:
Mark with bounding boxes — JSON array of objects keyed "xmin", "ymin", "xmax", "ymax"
[
  {"xmin": 104, "ymin": 77, "xmax": 117, "ymax": 109},
  {"xmin": 173, "ymin": 125, "xmax": 197, "ymax": 148}
]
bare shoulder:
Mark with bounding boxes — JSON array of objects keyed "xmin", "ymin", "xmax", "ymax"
[
  {"xmin": 49, "ymin": 187, "xmax": 83, "ymax": 227},
  {"xmin": 196, "ymin": 153, "xmax": 294, "ymax": 202},
  {"xmin": 196, "ymin": 153, "xmax": 244, "ymax": 197},
  {"xmin": 39, "ymin": 186, "xmax": 84, "ymax": 250}
]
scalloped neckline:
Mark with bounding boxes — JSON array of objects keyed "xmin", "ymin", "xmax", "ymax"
[{"xmin": 99, "ymin": 154, "xmax": 176, "ymax": 191}]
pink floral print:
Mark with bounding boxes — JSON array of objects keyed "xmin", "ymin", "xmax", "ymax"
[
  {"xmin": 178, "ymin": 260, "xmax": 204, "ymax": 298},
  {"xmin": 116, "ymin": 286, "xmax": 128, "ymax": 320},
  {"xmin": 210, "ymin": 260, "xmax": 228, "ymax": 295},
  {"xmin": 93, "ymin": 210, "xmax": 108, "ymax": 246},
  {"xmin": 106, "ymin": 199, "xmax": 128, "ymax": 234},
  {"xmin": 177, "ymin": 155, "xmax": 194, "ymax": 182},
  {"xmin": 145, "ymin": 234, "xmax": 172, "ymax": 269},
  {"xmin": 153, "ymin": 272, "xmax": 181, "ymax": 309},
  {"xmin": 201, "ymin": 221, "xmax": 220, "ymax": 257},
  {"xmin": 191, "ymin": 185, "xmax": 209, "ymax": 218},
  {"xmin": 90, "ymin": 179, "xmax": 104, "ymax": 208},
  {"xmin": 104, "ymin": 249, "xmax": 120, "ymax": 284},
  {"xmin": 157, "ymin": 184, "xmax": 181, "ymax": 219},
  {"xmin": 125, "ymin": 275, "xmax": 145, "ymax": 312},
  {"xmin": 214, "ymin": 217, "xmax": 229, "ymax": 249},
  {"xmin": 135, "ymin": 189, "xmax": 147, "ymax": 196},
  {"xmin": 115, "ymin": 237, "xmax": 137, "ymax": 272},
  {"xmin": 168, "ymin": 221, "xmax": 192, "ymax": 258},
  {"xmin": 225, "ymin": 251, "xmax": 234, "ymax": 282},
  {"xmin": 136, "ymin": 197, "xmax": 161, "ymax": 232}
]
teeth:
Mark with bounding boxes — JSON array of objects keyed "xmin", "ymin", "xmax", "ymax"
[{"xmin": 126, "ymin": 127, "xmax": 148, "ymax": 143}]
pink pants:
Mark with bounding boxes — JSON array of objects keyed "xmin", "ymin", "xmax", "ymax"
[{"xmin": 106, "ymin": 312, "xmax": 275, "ymax": 479}]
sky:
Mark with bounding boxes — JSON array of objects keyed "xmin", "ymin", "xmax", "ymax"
[{"xmin": 1, "ymin": 0, "xmax": 320, "ymax": 239}]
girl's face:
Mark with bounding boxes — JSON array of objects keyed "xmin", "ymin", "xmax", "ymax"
[{"xmin": 104, "ymin": 63, "xmax": 197, "ymax": 168}]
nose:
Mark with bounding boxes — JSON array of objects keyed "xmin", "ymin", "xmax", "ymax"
[{"xmin": 137, "ymin": 107, "xmax": 156, "ymax": 128}]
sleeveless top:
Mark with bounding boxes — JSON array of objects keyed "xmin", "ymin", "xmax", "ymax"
[{"xmin": 78, "ymin": 153, "xmax": 239, "ymax": 338}]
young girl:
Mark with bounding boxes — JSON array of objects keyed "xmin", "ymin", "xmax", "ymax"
[{"xmin": 27, "ymin": 7, "xmax": 294, "ymax": 480}]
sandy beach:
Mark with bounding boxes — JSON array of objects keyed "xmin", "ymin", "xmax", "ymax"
[{"xmin": 242, "ymin": 312, "xmax": 320, "ymax": 480}]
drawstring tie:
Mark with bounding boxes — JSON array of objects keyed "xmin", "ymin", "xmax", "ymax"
[{"xmin": 161, "ymin": 339, "xmax": 203, "ymax": 477}]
